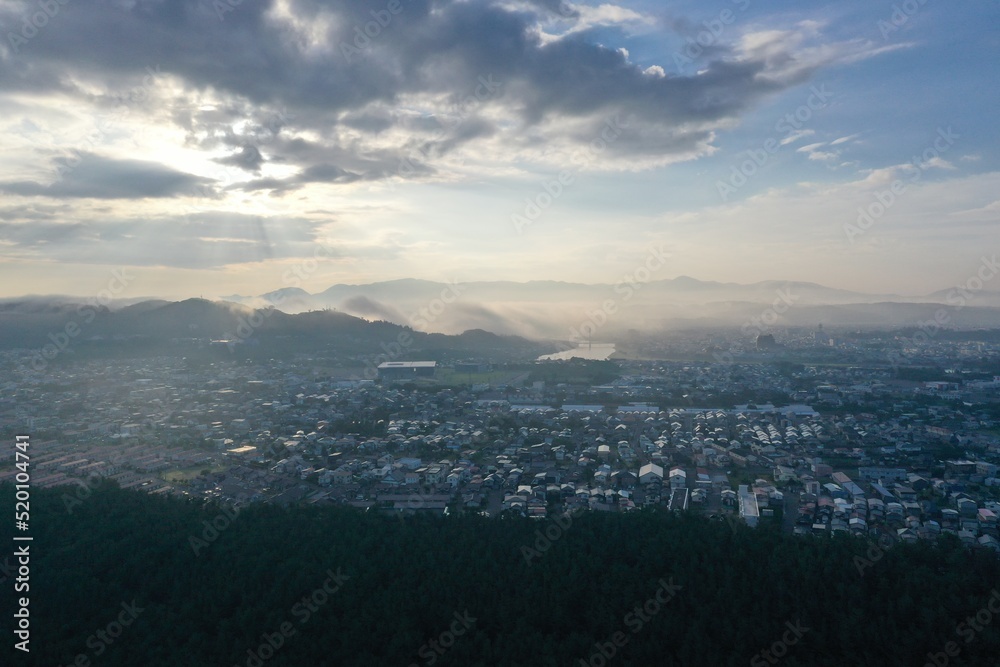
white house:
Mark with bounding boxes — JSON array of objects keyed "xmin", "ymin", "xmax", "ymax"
[{"xmin": 638, "ymin": 463, "xmax": 664, "ymax": 485}]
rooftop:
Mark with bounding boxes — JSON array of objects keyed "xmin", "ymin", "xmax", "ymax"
[{"xmin": 377, "ymin": 361, "xmax": 437, "ymax": 369}]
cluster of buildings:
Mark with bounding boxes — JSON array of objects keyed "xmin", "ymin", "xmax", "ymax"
[
  {"xmin": 786, "ymin": 465, "xmax": 1000, "ymax": 550},
  {"xmin": 1, "ymin": 332, "xmax": 999, "ymax": 554}
]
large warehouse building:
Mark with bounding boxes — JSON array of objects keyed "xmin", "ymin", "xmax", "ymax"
[{"xmin": 377, "ymin": 361, "xmax": 437, "ymax": 381}]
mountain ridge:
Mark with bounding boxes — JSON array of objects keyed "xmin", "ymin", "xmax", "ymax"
[{"xmin": 5, "ymin": 276, "xmax": 1000, "ymax": 342}]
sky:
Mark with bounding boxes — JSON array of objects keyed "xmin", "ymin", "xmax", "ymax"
[{"xmin": 0, "ymin": 0, "xmax": 997, "ymax": 300}]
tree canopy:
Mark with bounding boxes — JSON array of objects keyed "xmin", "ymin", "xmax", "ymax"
[{"xmin": 2, "ymin": 481, "xmax": 999, "ymax": 667}]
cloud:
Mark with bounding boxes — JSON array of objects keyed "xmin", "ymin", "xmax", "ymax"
[
  {"xmin": 0, "ymin": 152, "xmax": 214, "ymax": 199},
  {"xmin": 650, "ymin": 169, "xmax": 1000, "ymax": 293},
  {"xmin": 796, "ymin": 141, "xmax": 839, "ymax": 162},
  {"xmin": 0, "ymin": 211, "xmax": 329, "ymax": 268},
  {"xmin": 950, "ymin": 198, "xmax": 1000, "ymax": 219},
  {"xmin": 830, "ymin": 133, "xmax": 861, "ymax": 146},
  {"xmin": 558, "ymin": 2, "xmax": 653, "ymax": 36},
  {"xmin": 231, "ymin": 163, "xmax": 364, "ymax": 194},
  {"xmin": 0, "ymin": 0, "xmax": 897, "ymax": 187},
  {"xmin": 340, "ymin": 295, "xmax": 405, "ymax": 322},
  {"xmin": 921, "ymin": 156, "xmax": 956, "ymax": 171},
  {"xmin": 215, "ymin": 145, "xmax": 265, "ymax": 173},
  {"xmin": 780, "ymin": 129, "xmax": 814, "ymax": 146}
]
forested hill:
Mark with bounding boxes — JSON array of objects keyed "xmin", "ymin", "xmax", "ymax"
[{"xmin": 3, "ymin": 482, "xmax": 1000, "ymax": 667}]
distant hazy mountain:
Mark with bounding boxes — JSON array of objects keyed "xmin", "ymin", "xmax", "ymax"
[
  {"xmin": 224, "ymin": 277, "xmax": 900, "ymax": 312},
  {"xmin": 5, "ymin": 277, "xmax": 1000, "ymax": 348},
  {"xmin": 219, "ymin": 277, "xmax": 1000, "ymax": 338},
  {"xmin": 922, "ymin": 288, "xmax": 1000, "ymax": 308},
  {"xmin": 0, "ymin": 297, "xmax": 549, "ymax": 362}
]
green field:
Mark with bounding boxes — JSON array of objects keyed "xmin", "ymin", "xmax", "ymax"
[
  {"xmin": 162, "ymin": 463, "xmax": 226, "ymax": 483},
  {"xmin": 432, "ymin": 368, "xmax": 526, "ymax": 387}
]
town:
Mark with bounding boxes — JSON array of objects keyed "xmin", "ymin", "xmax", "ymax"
[{"xmin": 3, "ymin": 327, "xmax": 1000, "ymax": 556}]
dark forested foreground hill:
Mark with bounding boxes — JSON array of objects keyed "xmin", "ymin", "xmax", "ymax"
[{"xmin": 3, "ymin": 483, "xmax": 1000, "ymax": 667}]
